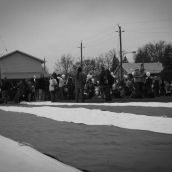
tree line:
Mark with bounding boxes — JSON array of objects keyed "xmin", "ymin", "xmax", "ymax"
[
  {"xmin": 54, "ymin": 49, "xmax": 119, "ymax": 77},
  {"xmin": 134, "ymin": 41, "xmax": 172, "ymax": 81},
  {"xmin": 54, "ymin": 40, "xmax": 172, "ymax": 80}
]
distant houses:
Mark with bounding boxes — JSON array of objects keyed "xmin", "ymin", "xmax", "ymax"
[
  {"xmin": 114, "ymin": 62, "xmax": 163, "ymax": 79},
  {"xmin": 0, "ymin": 50, "xmax": 47, "ymax": 79},
  {"xmin": 0, "ymin": 50, "xmax": 165, "ymax": 81}
]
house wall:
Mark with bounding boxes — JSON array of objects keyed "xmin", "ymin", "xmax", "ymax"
[
  {"xmin": 114, "ymin": 63, "xmax": 163, "ymax": 80},
  {"xmin": 0, "ymin": 52, "xmax": 44, "ymax": 79}
]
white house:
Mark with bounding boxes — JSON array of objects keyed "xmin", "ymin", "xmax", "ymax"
[
  {"xmin": 0, "ymin": 50, "xmax": 46, "ymax": 79},
  {"xmin": 114, "ymin": 62, "xmax": 163, "ymax": 79}
]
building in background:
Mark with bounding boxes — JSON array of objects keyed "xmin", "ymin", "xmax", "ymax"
[
  {"xmin": 114, "ymin": 62, "xmax": 163, "ymax": 79},
  {"xmin": 0, "ymin": 50, "xmax": 47, "ymax": 79}
]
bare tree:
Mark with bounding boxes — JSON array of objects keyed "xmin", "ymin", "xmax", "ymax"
[
  {"xmin": 96, "ymin": 49, "xmax": 118, "ymax": 71},
  {"xmin": 134, "ymin": 41, "xmax": 170, "ymax": 63},
  {"xmin": 134, "ymin": 41, "xmax": 172, "ymax": 81},
  {"xmin": 82, "ymin": 59, "xmax": 96, "ymax": 75},
  {"xmin": 54, "ymin": 54, "xmax": 74, "ymax": 75}
]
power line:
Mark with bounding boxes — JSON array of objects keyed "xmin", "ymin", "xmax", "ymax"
[
  {"xmin": 128, "ymin": 31, "xmax": 172, "ymax": 34},
  {"xmin": 120, "ymin": 18, "xmax": 172, "ymax": 25},
  {"xmin": 84, "ymin": 28, "xmax": 113, "ymax": 44},
  {"xmin": 86, "ymin": 34, "xmax": 114, "ymax": 48}
]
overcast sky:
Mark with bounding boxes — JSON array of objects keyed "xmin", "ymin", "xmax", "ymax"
[{"xmin": 0, "ymin": 0, "xmax": 172, "ymax": 72}]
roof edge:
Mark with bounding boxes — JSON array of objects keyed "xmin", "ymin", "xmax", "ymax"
[{"xmin": 0, "ymin": 50, "xmax": 44, "ymax": 63}]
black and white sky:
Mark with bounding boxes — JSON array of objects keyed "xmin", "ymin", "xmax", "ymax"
[{"xmin": 0, "ymin": 0, "xmax": 172, "ymax": 72}]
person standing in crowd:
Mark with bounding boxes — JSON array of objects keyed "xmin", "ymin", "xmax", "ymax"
[
  {"xmin": 75, "ymin": 67, "xmax": 85, "ymax": 102},
  {"xmin": 66, "ymin": 75, "xmax": 74, "ymax": 100},
  {"xmin": 25, "ymin": 80, "xmax": 33, "ymax": 102},
  {"xmin": 99, "ymin": 66, "xmax": 113, "ymax": 101},
  {"xmin": 99, "ymin": 66, "xmax": 107, "ymax": 101},
  {"xmin": 95, "ymin": 81, "xmax": 100, "ymax": 97},
  {"xmin": 102, "ymin": 69, "xmax": 113, "ymax": 101},
  {"xmin": 133, "ymin": 64, "xmax": 145, "ymax": 98},
  {"xmin": 139, "ymin": 63, "xmax": 146, "ymax": 97},
  {"xmin": 13, "ymin": 80, "xmax": 26, "ymax": 103},
  {"xmin": 85, "ymin": 76, "xmax": 95, "ymax": 99},
  {"xmin": 165, "ymin": 81, "xmax": 172, "ymax": 96},
  {"xmin": 31, "ymin": 75, "xmax": 39, "ymax": 101},
  {"xmin": 160, "ymin": 79, "xmax": 166, "ymax": 96},
  {"xmin": 125, "ymin": 74, "xmax": 134, "ymax": 97},
  {"xmin": 57, "ymin": 74, "xmax": 65, "ymax": 100},
  {"xmin": 144, "ymin": 72, "xmax": 154, "ymax": 98},
  {"xmin": 49, "ymin": 75, "xmax": 57, "ymax": 102},
  {"xmin": 153, "ymin": 76, "xmax": 160, "ymax": 97},
  {"xmin": 51, "ymin": 72, "xmax": 59, "ymax": 101},
  {"xmin": 37, "ymin": 74, "xmax": 46, "ymax": 101},
  {"xmin": 112, "ymin": 79, "xmax": 120, "ymax": 98},
  {"xmin": 1, "ymin": 77, "xmax": 11, "ymax": 104}
]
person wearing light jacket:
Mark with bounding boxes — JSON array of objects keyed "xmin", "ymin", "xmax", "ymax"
[
  {"xmin": 49, "ymin": 75, "xmax": 57, "ymax": 102},
  {"xmin": 57, "ymin": 74, "xmax": 65, "ymax": 100}
]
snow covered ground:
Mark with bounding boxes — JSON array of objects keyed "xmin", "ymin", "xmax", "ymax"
[
  {"xmin": 0, "ymin": 135, "xmax": 81, "ymax": 172},
  {"xmin": 0, "ymin": 102, "xmax": 172, "ymax": 172},
  {"xmin": 0, "ymin": 104, "xmax": 172, "ymax": 134},
  {"xmin": 21, "ymin": 101, "xmax": 172, "ymax": 108}
]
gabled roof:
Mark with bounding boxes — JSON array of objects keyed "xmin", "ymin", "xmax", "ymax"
[
  {"xmin": 0, "ymin": 50, "xmax": 44, "ymax": 63},
  {"xmin": 122, "ymin": 62, "xmax": 163, "ymax": 74}
]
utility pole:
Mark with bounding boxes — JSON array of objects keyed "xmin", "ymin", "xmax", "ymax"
[
  {"xmin": 78, "ymin": 41, "xmax": 85, "ymax": 67},
  {"xmin": 43, "ymin": 57, "xmax": 46, "ymax": 77},
  {"xmin": 117, "ymin": 25, "xmax": 124, "ymax": 80},
  {"xmin": 44, "ymin": 58, "xmax": 46, "ymax": 72}
]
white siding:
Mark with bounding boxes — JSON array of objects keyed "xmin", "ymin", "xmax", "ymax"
[{"xmin": 0, "ymin": 52, "xmax": 44, "ymax": 79}]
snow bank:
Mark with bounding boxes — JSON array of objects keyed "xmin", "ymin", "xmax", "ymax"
[
  {"xmin": 21, "ymin": 101, "xmax": 172, "ymax": 108},
  {"xmin": 0, "ymin": 106, "xmax": 172, "ymax": 134},
  {"xmin": 0, "ymin": 135, "xmax": 81, "ymax": 172}
]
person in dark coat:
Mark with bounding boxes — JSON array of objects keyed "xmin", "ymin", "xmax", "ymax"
[
  {"xmin": 144, "ymin": 72, "xmax": 154, "ymax": 98},
  {"xmin": 99, "ymin": 67, "xmax": 113, "ymax": 101},
  {"xmin": 14, "ymin": 80, "xmax": 27, "ymax": 103},
  {"xmin": 66, "ymin": 75, "xmax": 74, "ymax": 100},
  {"xmin": 85, "ymin": 78, "xmax": 95, "ymax": 99},
  {"xmin": 1, "ymin": 77, "xmax": 11, "ymax": 103},
  {"xmin": 37, "ymin": 75, "xmax": 46, "ymax": 101},
  {"xmin": 105, "ymin": 69, "xmax": 114, "ymax": 101},
  {"xmin": 99, "ymin": 66, "xmax": 107, "ymax": 101},
  {"xmin": 75, "ymin": 67, "xmax": 86, "ymax": 102},
  {"xmin": 31, "ymin": 75, "xmax": 39, "ymax": 101},
  {"xmin": 160, "ymin": 80, "xmax": 166, "ymax": 96},
  {"xmin": 153, "ymin": 76, "xmax": 160, "ymax": 97}
]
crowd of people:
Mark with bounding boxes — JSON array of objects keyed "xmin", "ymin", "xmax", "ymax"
[{"xmin": 0, "ymin": 65, "xmax": 172, "ymax": 104}]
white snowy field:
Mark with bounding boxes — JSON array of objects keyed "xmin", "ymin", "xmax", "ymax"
[
  {"xmin": 0, "ymin": 135, "xmax": 81, "ymax": 172},
  {"xmin": 21, "ymin": 101, "xmax": 172, "ymax": 108},
  {"xmin": 0, "ymin": 102, "xmax": 172, "ymax": 172},
  {"xmin": 0, "ymin": 104, "xmax": 172, "ymax": 134}
]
